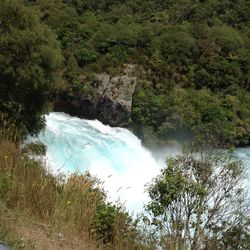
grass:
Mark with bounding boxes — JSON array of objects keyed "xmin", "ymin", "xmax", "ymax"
[
  {"xmin": 0, "ymin": 202, "xmax": 36, "ymax": 250},
  {"xmin": 0, "ymin": 121, "xmax": 156, "ymax": 249}
]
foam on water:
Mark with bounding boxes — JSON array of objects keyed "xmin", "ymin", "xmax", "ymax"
[
  {"xmin": 234, "ymin": 148, "xmax": 250, "ymax": 166},
  {"xmin": 29, "ymin": 112, "xmax": 164, "ymax": 213},
  {"xmin": 234, "ymin": 148, "xmax": 250, "ymax": 191},
  {"xmin": 29, "ymin": 112, "xmax": 250, "ymax": 213}
]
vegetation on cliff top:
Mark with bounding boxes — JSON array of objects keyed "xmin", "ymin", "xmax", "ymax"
[
  {"xmin": 0, "ymin": 0, "xmax": 249, "ymax": 145},
  {"xmin": 34, "ymin": 0, "xmax": 250, "ymax": 145}
]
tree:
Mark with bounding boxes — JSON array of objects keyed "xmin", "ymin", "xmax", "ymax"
[
  {"xmin": 146, "ymin": 144, "xmax": 250, "ymax": 249},
  {"xmin": 75, "ymin": 47, "xmax": 97, "ymax": 67},
  {"xmin": 0, "ymin": 0, "xmax": 62, "ymax": 135},
  {"xmin": 160, "ymin": 30, "xmax": 196, "ymax": 65}
]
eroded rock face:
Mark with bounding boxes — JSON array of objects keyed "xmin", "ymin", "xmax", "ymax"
[{"xmin": 54, "ymin": 64, "xmax": 137, "ymax": 127}]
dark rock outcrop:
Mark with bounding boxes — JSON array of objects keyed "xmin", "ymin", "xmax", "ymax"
[{"xmin": 54, "ymin": 64, "xmax": 137, "ymax": 127}]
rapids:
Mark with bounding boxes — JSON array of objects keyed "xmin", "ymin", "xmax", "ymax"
[
  {"xmin": 29, "ymin": 112, "xmax": 250, "ymax": 213},
  {"xmin": 29, "ymin": 113, "xmax": 165, "ymax": 212}
]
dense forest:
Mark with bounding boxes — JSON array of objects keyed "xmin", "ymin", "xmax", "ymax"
[
  {"xmin": 1, "ymin": 1, "xmax": 250, "ymax": 249},
  {"xmin": 0, "ymin": 0, "xmax": 249, "ymax": 145}
]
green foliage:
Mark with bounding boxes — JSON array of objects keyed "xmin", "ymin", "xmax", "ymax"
[
  {"xmin": 22, "ymin": 142, "xmax": 47, "ymax": 156},
  {"xmin": 0, "ymin": 210, "xmax": 35, "ymax": 250},
  {"xmin": 93, "ymin": 202, "xmax": 118, "ymax": 244},
  {"xmin": 160, "ymin": 30, "xmax": 197, "ymax": 65},
  {"xmin": 1, "ymin": 0, "xmax": 250, "ymax": 145},
  {"xmin": 132, "ymin": 85, "xmax": 250, "ymax": 145},
  {"xmin": 75, "ymin": 47, "xmax": 97, "ymax": 67},
  {"xmin": 0, "ymin": 0, "xmax": 62, "ymax": 135},
  {"xmin": 64, "ymin": 54, "xmax": 79, "ymax": 88},
  {"xmin": 137, "ymin": 30, "xmax": 154, "ymax": 56},
  {"xmin": 212, "ymin": 25, "xmax": 244, "ymax": 55},
  {"xmin": 92, "ymin": 201, "xmax": 141, "ymax": 246},
  {"xmin": 146, "ymin": 146, "xmax": 250, "ymax": 249}
]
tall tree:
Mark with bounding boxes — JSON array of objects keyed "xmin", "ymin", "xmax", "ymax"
[
  {"xmin": 146, "ymin": 144, "xmax": 250, "ymax": 249},
  {"xmin": 0, "ymin": 0, "xmax": 62, "ymax": 135}
]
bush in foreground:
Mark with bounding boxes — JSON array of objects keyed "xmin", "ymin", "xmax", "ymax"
[{"xmin": 146, "ymin": 143, "xmax": 250, "ymax": 249}]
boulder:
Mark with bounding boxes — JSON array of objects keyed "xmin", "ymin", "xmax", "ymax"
[{"xmin": 54, "ymin": 64, "xmax": 137, "ymax": 127}]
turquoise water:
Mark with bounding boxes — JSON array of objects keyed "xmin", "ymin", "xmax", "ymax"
[
  {"xmin": 29, "ymin": 112, "xmax": 163, "ymax": 213},
  {"xmin": 29, "ymin": 112, "xmax": 250, "ymax": 213},
  {"xmin": 234, "ymin": 148, "xmax": 250, "ymax": 167}
]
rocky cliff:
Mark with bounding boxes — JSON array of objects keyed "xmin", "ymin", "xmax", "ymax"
[{"xmin": 54, "ymin": 64, "xmax": 137, "ymax": 127}]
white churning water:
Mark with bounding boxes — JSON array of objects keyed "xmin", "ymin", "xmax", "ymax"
[
  {"xmin": 29, "ymin": 112, "xmax": 164, "ymax": 213},
  {"xmin": 29, "ymin": 112, "xmax": 250, "ymax": 213}
]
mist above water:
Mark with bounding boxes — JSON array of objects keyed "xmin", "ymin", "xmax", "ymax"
[
  {"xmin": 29, "ymin": 113, "xmax": 172, "ymax": 212},
  {"xmin": 29, "ymin": 112, "xmax": 250, "ymax": 213}
]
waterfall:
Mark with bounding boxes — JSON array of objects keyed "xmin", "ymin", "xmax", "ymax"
[
  {"xmin": 29, "ymin": 112, "xmax": 250, "ymax": 213},
  {"xmin": 29, "ymin": 112, "xmax": 164, "ymax": 213}
]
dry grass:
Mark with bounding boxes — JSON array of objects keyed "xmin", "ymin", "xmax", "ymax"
[{"xmin": 0, "ymin": 120, "xmax": 155, "ymax": 249}]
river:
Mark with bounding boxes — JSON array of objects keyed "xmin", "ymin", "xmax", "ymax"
[{"xmin": 29, "ymin": 112, "xmax": 250, "ymax": 213}]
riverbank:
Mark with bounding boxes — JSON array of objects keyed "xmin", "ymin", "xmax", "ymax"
[{"xmin": 0, "ymin": 135, "xmax": 154, "ymax": 249}]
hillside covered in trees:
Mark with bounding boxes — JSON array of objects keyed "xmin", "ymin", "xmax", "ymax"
[
  {"xmin": 1, "ymin": 0, "xmax": 250, "ymax": 145},
  {"xmin": 1, "ymin": 1, "xmax": 250, "ymax": 249}
]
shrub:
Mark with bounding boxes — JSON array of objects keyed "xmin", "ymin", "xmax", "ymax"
[{"xmin": 75, "ymin": 47, "xmax": 97, "ymax": 67}]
